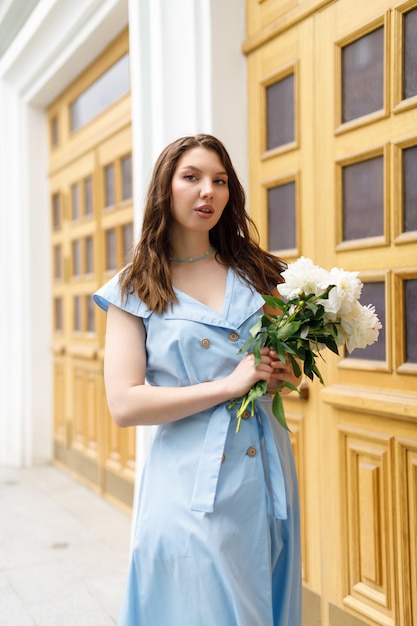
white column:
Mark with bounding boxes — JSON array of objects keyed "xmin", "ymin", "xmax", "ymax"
[
  {"xmin": 128, "ymin": 0, "xmax": 247, "ymax": 501},
  {"xmin": 0, "ymin": 81, "xmax": 44, "ymax": 466},
  {"xmin": 210, "ymin": 0, "xmax": 248, "ymax": 190},
  {"xmin": 127, "ymin": 0, "xmax": 247, "ymax": 225},
  {"xmin": 25, "ymin": 103, "xmax": 53, "ymax": 463},
  {"xmin": 0, "ymin": 0, "xmax": 129, "ymax": 466}
]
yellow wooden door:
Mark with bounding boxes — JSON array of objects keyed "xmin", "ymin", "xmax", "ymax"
[
  {"xmin": 48, "ymin": 30, "xmax": 136, "ymax": 511},
  {"xmin": 245, "ymin": 1, "xmax": 417, "ymax": 624}
]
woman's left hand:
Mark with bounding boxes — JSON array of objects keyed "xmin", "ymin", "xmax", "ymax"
[{"xmin": 267, "ymin": 349, "xmax": 302, "ymax": 394}]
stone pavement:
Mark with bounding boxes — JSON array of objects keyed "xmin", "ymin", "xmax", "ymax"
[{"xmin": 0, "ymin": 464, "xmax": 132, "ymax": 625}]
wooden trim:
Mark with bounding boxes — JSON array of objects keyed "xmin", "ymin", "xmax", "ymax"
[
  {"xmin": 392, "ymin": 0, "xmax": 417, "ymax": 111},
  {"xmin": 334, "ymin": 12, "xmax": 391, "ymax": 133},
  {"xmin": 260, "ymin": 60, "xmax": 300, "ymax": 158},
  {"xmin": 322, "ymin": 385, "xmax": 417, "ymax": 421},
  {"xmin": 329, "ymin": 601, "xmax": 381, "ymax": 625},
  {"xmin": 334, "ymin": 143, "xmax": 390, "ymax": 251},
  {"xmin": 243, "ymin": 0, "xmax": 336, "ymax": 54},
  {"xmin": 393, "ymin": 267, "xmax": 417, "ymax": 374},
  {"xmin": 392, "ymin": 133, "xmax": 417, "ymax": 244},
  {"xmin": 261, "ymin": 169, "xmax": 301, "ymax": 257}
]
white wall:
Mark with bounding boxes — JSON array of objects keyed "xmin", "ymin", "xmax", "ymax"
[
  {"xmin": 0, "ymin": 0, "xmax": 130, "ymax": 466},
  {"xmin": 0, "ymin": 0, "xmax": 247, "ymax": 467}
]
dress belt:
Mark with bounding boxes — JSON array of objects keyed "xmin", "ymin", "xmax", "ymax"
[{"xmin": 190, "ymin": 403, "xmax": 288, "ymax": 520}]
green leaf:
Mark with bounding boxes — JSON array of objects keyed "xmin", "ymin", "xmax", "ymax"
[
  {"xmin": 238, "ymin": 334, "xmax": 256, "ymax": 354},
  {"xmin": 306, "ymin": 302, "xmax": 318, "ymax": 316},
  {"xmin": 312, "ymin": 363, "xmax": 324, "ymax": 384},
  {"xmin": 252, "ymin": 335, "xmax": 266, "ymax": 365},
  {"xmin": 325, "ymin": 337, "xmax": 339, "ymax": 355},
  {"xmin": 262, "ymin": 295, "xmax": 286, "ymax": 309},
  {"xmin": 269, "ymin": 338, "xmax": 287, "ymax": 363},
  {"xmin": 288, "ymin": 353, "xmax": 301, "ymax": 378},
  {"xmin": 271, "ymin": 393, "xmax": 290, "ymax": 431},
  {"xmin": 276, "ymin": 320, "xmax": 302, "ymax": 340},
  {"xmin": 261, "ymin": 315, "xmax": 273, "ymax": 328},
  {"xmin": 249, "ymin": 319, "xmax": 262, "ymax": 338},
  {"xmin": 303, "ymin": 352, "xmax": 315, "ymax": 380}
]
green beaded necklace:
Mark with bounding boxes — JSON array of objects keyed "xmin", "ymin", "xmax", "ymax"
[{"xmin": 169, "ymin": 245, "xmax": 215, "ymax": 263}]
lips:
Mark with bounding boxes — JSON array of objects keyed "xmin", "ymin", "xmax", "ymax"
[{"xmin": 195, "ymin": 204, "xmax": 214, "ymax": 218}]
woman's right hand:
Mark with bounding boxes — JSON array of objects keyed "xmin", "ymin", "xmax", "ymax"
[{"xmin": 225, "ymin": 348, "xmax": 276, "ymax": 399}]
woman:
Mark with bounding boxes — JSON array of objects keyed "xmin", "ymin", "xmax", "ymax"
[{"xmin": 93, "ymin": 134, "xmax": 302, "ymax": 626}]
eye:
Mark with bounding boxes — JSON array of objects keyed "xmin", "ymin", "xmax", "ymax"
[
  {"xmin": 214, "ymin": 178, "xmax": 228, "ymax": 185},
  {"xmin": 183, "ymin": 174, "xmax": 197, "ymax": 181}
]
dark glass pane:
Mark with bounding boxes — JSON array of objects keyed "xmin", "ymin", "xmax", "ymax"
[
  {"xmin": 268, "ymin": 182, "xmax": 296, "ymax": 251},
  {"xmin": 84, "ymin": 177, "xmax": 93, "ymax": 216},
  {"xmin": 106, "ymin": 229, "xmax": 117, "ymax": 270},
  {"xmin": 347, "ymin": 282, "xmax": 386, "ymax": 360},
  {"xmin": 405, "ymin": 279, "xmax": 417, "ymax": 363},
  {"xmin": 87, "ymin": 296, "xmax": 95, "ymax": 333},
  {"xmin": 70, "ymin": 54, "xmax": 130, "ymax": 131},
  {"xmin": 342, "ymin": 27, "xmax": 384, "ymax": 122},
  {"xmin": 403, "ymin": 145, "xmax": 417, "ymax": 232},
  {"xmin": 121, "ymin": 155, "xmax": 132, "ymax": 200},
  {"xmin": 85, "ymin": 236, "xmax": 94, "ymax": 274},
  {"xmin": 72, "ymin": 240, "xmax": 81, "ymax": 276},
  {"xmin": 122, "ymin": 223, "xmax": 133, "ymax": 264},
  {"xmin": 266, "ymin": 74, "xmax": 294, "ymax": 150},
  {"xmin": 74, "ymin": 296, "xmax": 82, "ymax": 332},
  {"xmin": 54, "ymin": 245, "xmax": 62, "ymax": 279},
  {"xmin": 71, "ymin": 183, "xmax": 80, "ymax": 220},
  {"xmin": 52, "ymin": 194, "xmax": 61, "ymax": 230},
  {"xmin": 404, "ymin": 8, "xmax": 417, "ymax": 99},
  {"xmin": 342, "ymin": 156, "xmax": 384, "ymax": 240},
  {"xmin": 104, "ymin": 164, "xmax": 115, "ymax": 207},
  {"xmin": 51, "ymin": 117, "xmax": 58, "ymax": 147},
  {"xmin": 54, "ymin": 298, "xmax": 63, "ymax": 332}
]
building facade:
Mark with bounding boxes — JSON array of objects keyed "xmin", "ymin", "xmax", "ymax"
[{"xmin": 0, "ymin": 1, "xmax": 416, "ymax": 625}]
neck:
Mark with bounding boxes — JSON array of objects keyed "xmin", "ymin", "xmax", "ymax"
[
  {"xmin": 169, "ymin": 232, "xmax": 212, "ymax": 262},
  {"xmin": 169, "ymin": 244, "xmax": 215, "ymax": 263}
]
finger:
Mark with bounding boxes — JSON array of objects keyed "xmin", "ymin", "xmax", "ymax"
[{"xmin": 270, "ymin": 360, "xmax": 287, "ymax": 370}]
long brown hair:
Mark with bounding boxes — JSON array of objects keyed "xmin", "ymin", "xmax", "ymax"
[{"xmin": 120, "ymin": 134, "xmax": 286, "ymax": 313}]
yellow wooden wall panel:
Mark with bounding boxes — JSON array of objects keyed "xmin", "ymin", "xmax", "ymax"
[
  {"xmin": 396, "ymin": 439, "xmax": 417, "ymax": 626},
  {"xmin": 246, "ymin": 0, "xmax": 417, "ymax": 624},
  {"xmin": 53, "ymin": 358, "xmax": 66, "ymax": 444},
  {"xmin": 48, "ymin": 29, "xmax": 134, "ymax": 510},
  {"xmin": 340, "ymin": 426, "xmax": 395, "ymax": 625},
  {"xmin": 287, "ymin": 410, "xmax": 308, "ymax": 582}
]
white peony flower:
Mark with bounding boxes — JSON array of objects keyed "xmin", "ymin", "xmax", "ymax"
[
  {"xmin": 340, "ymin": 301, "xmax": 382, "ymax": 352},
  {"xmin": 278, "ymin": 257, "xmax": 329, "ymax": 300},
  {"xmin": 317, "ymin": 267, "xmax": 362, "ymax": 315}
]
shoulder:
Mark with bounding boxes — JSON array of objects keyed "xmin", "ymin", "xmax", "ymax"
[{"xmin": 92, "ymin": 271, "xmax": 152, "ymax": 319}]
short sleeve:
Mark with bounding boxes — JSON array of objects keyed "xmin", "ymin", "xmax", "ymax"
[{"xmin": 92, "ymin": 272, "xmax": 152, "ymax": 319}]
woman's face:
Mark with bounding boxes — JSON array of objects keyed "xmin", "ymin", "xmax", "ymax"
[{"xmin": 170, "ymin": 147, "xmax": 230, "ymax": 235}]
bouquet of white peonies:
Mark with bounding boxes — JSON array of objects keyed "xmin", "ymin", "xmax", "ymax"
[{"xmin": 229, "ymin": 257, "xmax": 382, "ymax": 432}]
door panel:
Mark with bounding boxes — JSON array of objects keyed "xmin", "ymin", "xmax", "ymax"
[
  {"xmin": 245, "ymin": 1, "xmax": 417, "ymax": 624},
  {"xmin": 48, "ymin": 30, "xmax": 135, "ymax": 511}
]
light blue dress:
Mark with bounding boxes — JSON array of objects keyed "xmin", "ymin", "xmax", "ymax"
[{"xmin": 93, "ymin": 268, "xmax": 302, "ymax": 626}]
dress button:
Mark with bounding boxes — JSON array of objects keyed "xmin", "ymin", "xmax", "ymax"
[
  {"xmin": 201, "ymin": 338, "xmax": 211, "ymax": 348},
  {"xmin": 228, "ymin": 332, "xmax": 239, "ymax": 342},
  {"xmin": 222, "ymin": 454, "xmax": 226, "ymax": 463},
  {"xmin": 242, "ymin": 410, "xmax": 251, "ymax": 420},
  {"xmin": 246, "ymin": 446, "xmax": 257, "ymax": 458}
]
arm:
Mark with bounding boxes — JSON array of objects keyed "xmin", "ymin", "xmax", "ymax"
[{"xmin": 104, "ymin": 304, "xmax": 277, "ymax": 427}]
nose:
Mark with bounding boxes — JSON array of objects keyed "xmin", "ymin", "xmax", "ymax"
[{"xmin": 200, "ymin": 178, "xmax": 214, "ymax": 199}]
